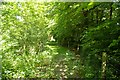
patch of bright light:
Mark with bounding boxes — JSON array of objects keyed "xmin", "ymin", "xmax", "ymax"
[
  {"xmin": 117, "ymin": 23, "xmax": 120, "ymax": 25},
  {"xmin": 66, "ymin": 53, "xmax": 69, "ymax": 55},
  {"xmin": 16, "ymin": 16, "xmax": 24, "ymax": 22}
]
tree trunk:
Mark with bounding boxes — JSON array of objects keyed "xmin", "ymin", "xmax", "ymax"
[
  {"xmin": 101, "ymin": 52, "xmax": 107, "ymax": 80},
  {"xmin": 110, "ymin": 3, "xmax": 113, "ymax": 20},
  {"xmin": 100, "ymin": 9, "xmax": 103, "ymax": 22},
  {"xmin": 96, "ymin": 9, "xmax": 99, "ymax": 24}
]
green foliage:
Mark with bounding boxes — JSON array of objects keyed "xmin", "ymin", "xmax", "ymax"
[
  {"xmin": 50, "ymin": 2, "xmax": 120, "ymax": 78},
  {"xmin": 81, "ymin": 10, "xmax": 120, "ymax": 79},
  {"xmin": 1, "ymin": 1, "xmax": 120, "ymax": 79},
  {"xmin": 1, "ymin": 2, "xmax": 49, "ymax": 78},
  {"xmin": 1, "ymin": 2, "xmax": 48, "ymax": 53}
]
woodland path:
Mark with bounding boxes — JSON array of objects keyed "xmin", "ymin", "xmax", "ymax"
[{"xmin": 35, "ymin": 42, "xmax": 82, "ymax": 78}]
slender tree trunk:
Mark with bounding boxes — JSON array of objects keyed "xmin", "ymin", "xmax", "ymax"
[
  {"xmin": 91, "ymin": 11, "xmax": 93, "ymax": 21},
  {"xmin": 96, "ymin": 9, "xmax": 99, "ymax": 24},
  {"xmin": 68, "ymin": 40, "xmax": 70, "ymax": 48},
  {"xmin": 100, "ymin": 10, "xmax": 103, "ymax": 22},
  {"xmin": 82, "ymin": 8, "xmax": 88, "ymax": 28},
  {"xmin": 101, "ymin": 52, "xmax": 107, "ymax": 80},
  {"xmin": 110, "ymin": 3, "xmax": 113, "ymax": 20}
]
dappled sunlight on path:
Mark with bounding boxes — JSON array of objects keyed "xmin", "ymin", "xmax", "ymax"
[{"xmin": 35, "ymin": 44, "xmax": 83, "ymax": 78}]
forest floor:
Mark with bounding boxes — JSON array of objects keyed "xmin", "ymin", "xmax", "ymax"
[{"xmin": 33, "ymin": 42, "xmax": 83, "ymax": 78}]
